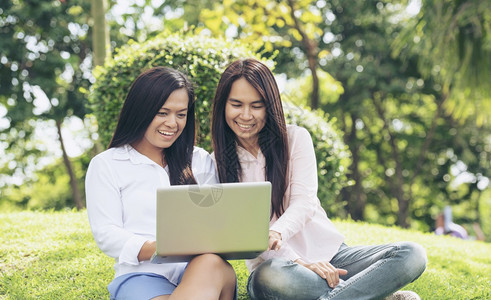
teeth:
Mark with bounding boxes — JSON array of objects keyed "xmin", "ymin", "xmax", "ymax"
[
  {"xmin": 237, "ymin": 123, "xmax": 253, "ymax": 129},
  {"xmin": 158, "ymin": 130, "xmax": 175, "ymax": 136}
]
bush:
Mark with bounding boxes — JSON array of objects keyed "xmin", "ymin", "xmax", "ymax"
[
  {"xmin": 283, "ymin": 101, "xmax": 351, "ymax": 215},
  {"xmin": 89, "ymin": 31, "xmax": 260, "ymax": 151},
  {"xmin": 89, "ymin": 31, "xmax": 351, "ymax": 211}
]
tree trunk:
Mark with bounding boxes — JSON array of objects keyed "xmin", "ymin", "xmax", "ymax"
[
  {"xmin": 410, "ymin": 92, "xmax": 448, "ymax": 183},
  {"xmin": 391, "ymin": 131, "xmax": 408, "ymax": 227},
  {"xmin": 349, "ymin": 114, "xmax": 366, "ymax": 220},
  {"xmin": 308, "ymin": 53, "xmax": 320, "ymax": 109},
  {"xmin": 404, "ymin": 92, "xmax": 448, "ymax": 225},
  {"xmin": 395, "ymin": 183, "xmax": 409, "ymax": 228},
  {"xmin": 90, "ymin": 0, "xmax": 109, "ymax": 153},
  {"xmin": 286, "ymin": 0, "xmax": 320, "ymax": 109},
  {"xmin": 91, "ymin": 0, "xmax": 110, "ymax": 66},
  {"xmin": 341, "ymin": 113, "xmax": 366, "ymax": 220},
  {"xmin": 56, "ymin": 119, "xmax": 84, "ymax": 210},
  {"xmin": 372, "ymin": 97, "xmax": 410, "ymax": 227}
]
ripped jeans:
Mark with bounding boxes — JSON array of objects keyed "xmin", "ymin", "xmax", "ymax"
[{"xmin": 247, "ymin": 242, "xmax": 427, "ymax": 300}]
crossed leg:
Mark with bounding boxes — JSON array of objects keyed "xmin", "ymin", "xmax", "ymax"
[{"xmin": 152, "ymin": 254, "xmax": 236, "ymax": 300}]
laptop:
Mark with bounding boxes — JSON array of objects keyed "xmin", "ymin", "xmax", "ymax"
[{"xmin": 151, "ymin": 181, "xmax": 271, "ymax": 263}]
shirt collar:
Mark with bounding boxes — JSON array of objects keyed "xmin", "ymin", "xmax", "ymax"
[
  {"xmin": 112, "ymin": 144, "xmax": 158, "ymax": 166},
  {"xmin": 236, "ymin": 144, "xmax": 264, "ymax": 163}
]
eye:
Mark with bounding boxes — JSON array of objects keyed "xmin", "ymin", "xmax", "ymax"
[
  {"xmin": 177, "ymin": 113, "xmax": 187, "ymax": 118},
  {"xmin": 227, "ymin": 100, "xmax": 242, "ymax": 107},
  {"xmin": 252, "ymin": 104, "xmax": 265, "ymax": 109},
  {"xmin": 157, "ymin": 111, "xmax": 167, "ymax": 116}
]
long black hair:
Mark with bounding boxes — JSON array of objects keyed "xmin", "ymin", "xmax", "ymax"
[
  {"xmin": 109, "ymin": 66, "xmax": 197, "ymax": 185},
  {"xmin": 211, "ymin": 59, "xmax": 289, "ymax": 218}
]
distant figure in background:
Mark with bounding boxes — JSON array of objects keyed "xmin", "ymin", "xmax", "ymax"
[{"xmin": 435, "ymin": 206, "xmax": 468, "ymax": 239}]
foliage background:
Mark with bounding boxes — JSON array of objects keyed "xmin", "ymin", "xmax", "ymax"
[
  {"xmin": 0, "ymin": 1, "xmax": 490, "ymax": 298},
  {"xmin": 89, "ymin": 32, "xmax": 351, "ymax": 214},
  {"xmin": 0, "ymin": 0, "xmax": 490, "ymax": 238}
]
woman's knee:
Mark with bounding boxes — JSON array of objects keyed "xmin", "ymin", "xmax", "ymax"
[
  {"xmin": 248, "ymin": 259, "xmax": 300, "ymax": 299},
  {"xmin": 252, "ymin": 258, "xmax": 290, "ymax": 285},
  {"xmin": 397, "ymin": 241, "xmax": 427, "ymax": 280},
  {"xmin": 190, "ymin": 254, "xmax": 236, "ymax": 278}
]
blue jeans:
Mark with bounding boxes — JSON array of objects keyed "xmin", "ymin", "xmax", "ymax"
[{"xmin": 247, "ymin": 242, "xmax": 427, "ymax": 300}]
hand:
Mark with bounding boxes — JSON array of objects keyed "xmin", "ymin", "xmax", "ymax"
[
  {"xmin": 268, "ymin": 230, "xmax": 282, "ymax": 251},
  {"xmin": 295, "ymin": 259, "xmax": 348, "ymax": 288}
]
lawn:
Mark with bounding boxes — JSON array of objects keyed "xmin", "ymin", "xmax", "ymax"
[{"xmin": 0, "ymin": 210, "xmax": 489, "ymax": 299}]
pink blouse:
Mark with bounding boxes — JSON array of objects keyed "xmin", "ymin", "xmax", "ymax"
[{"xmin": 237, "ymin": 125, "xmax": 344, "ymax": 272}]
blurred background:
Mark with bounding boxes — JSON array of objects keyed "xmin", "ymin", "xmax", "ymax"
[{"xmin": 0, "ymin": 0, "xmax": 489, "ymax": 241}]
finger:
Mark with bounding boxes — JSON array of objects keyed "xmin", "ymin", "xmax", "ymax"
[
  {"xmin": 268, "ymin": 238, "xmax": 282, "ymax": 251},
  {"xmin": 327, "ymin": 268, "xmax": 348, "ymax": 287},
  {"xmin": 268, "ymin": 236, "xmax": 275, "ymax": 250},
  {"xmin": 308, "ymin": 263, "xmax": 330, "ymax": 280},
  {"xmin": 325, "ymin": 269, "xmax": 338, "ymax": 288},
  {"xmin": 273, "ymin": 239, "xmax": 282, "ymax": 250},
  {"xmin": 322, "ymin": 265, "xmax": 340, "ymax": 288},
  {"xmin": 337, "ymin": 268, "xmax": 348, "ymax": 276},
  {"xmin": 309, "ymin": 265, "xmax": 327, "ymax": 279},
  {"xmin": 268, "ymin": 231, "xmax": 282, "ymax": 250}
]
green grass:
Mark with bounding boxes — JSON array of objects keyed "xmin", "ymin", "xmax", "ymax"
[{"xmin": 0, "ymin": 211, "xmax": 489, "ymax": 299}]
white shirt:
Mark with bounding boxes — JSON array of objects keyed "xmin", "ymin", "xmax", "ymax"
[
  {"xmin": 235, "ymin": 125, "xmax": 345, "ymax": 272},
  {"xmin": 85, "ymin": 144, "xmax": 218, "ymax": 284}
]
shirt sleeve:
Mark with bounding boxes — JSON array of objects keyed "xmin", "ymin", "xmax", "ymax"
[
  {"xmin": 85, "ymin": 155, "xmax": 147, "ymax": 265},
  {"xmin": 193, "ymin": 147, "xmax": 219, "ymax": 185},
  {"xmin": 270, "ymin": 127, "xmax": 319, "ymax": 242}
]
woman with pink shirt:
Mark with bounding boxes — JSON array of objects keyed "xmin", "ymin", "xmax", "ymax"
[{"xmin": 211, "ymin": 58, "xmax": 426, "ymax": 300}]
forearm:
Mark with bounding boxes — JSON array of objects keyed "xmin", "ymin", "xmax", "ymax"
[{"xmin": 137, "ymin": 240, "xmax": 156, "ymax": 261}]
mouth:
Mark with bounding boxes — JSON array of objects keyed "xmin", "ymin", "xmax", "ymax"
[
  {"xmin": 158, "ymin": 130, "xmax": 176, "ymax": 137},
  {"xmin": 236, "ymin": 122, "xmax": 255, "ymax": 129}
]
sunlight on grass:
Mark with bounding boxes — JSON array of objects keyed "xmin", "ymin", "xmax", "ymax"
[
  {"xmin": 1, "ymin": 211, "xmax": 489, "ymax": 299},
  {"xmin": 0, "ymin": 211, "xmax": 113, "ymax": 299}
]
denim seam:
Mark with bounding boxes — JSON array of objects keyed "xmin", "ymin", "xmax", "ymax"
[
  {"xmin": 334, "ymin": 245, "xmax": 396, "ymax": 269},
  {"xmin": 321, "ymin": 245, "xmax": 400, "ymax": 300}
]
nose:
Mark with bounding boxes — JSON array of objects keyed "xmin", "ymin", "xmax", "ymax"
[
  {"xmin": 240, "ymin": 106, "xmax": 253, "ymax": 120},
  {"xmin": 165, "ymin": 114, "xmax": 177, "ymax": 127}
]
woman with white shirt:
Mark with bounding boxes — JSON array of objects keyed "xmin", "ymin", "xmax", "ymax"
[
  {"xmin": 211, "ymin": 59, "xmax": 427, "ymax": 300},
  {"xmin": 86, "ymin": 66, "xmax": 236, "ymax": 300}
]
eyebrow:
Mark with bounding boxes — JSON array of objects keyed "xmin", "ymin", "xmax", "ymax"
[
  {"xmin": 228, "ymin": 98, "xmax": 264, "ymax": 104},
  {"xmin": 159, "ymin": 107, "xmax": 188, "ymax": 112}
]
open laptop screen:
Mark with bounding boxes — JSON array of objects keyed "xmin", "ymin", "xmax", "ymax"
[{"xmin": 151, "ymin": 181, "xmax": 271, "ymax": 263}]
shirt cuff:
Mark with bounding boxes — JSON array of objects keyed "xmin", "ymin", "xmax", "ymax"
[
  {"xmin": 118, "ymin": 235, "xmax": 149, "ymax": 265},
  {"xmin": 260, "ymin": 243, "xmax": 300, "ymax": 262},
  {"xmin": 270, "ymin": 222, "xmax": 291, "ymax": 241}
]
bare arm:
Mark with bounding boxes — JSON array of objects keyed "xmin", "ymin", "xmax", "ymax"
[{"xmin": 137, "ymin": 240, "xmax": 157, "ymax": 261}]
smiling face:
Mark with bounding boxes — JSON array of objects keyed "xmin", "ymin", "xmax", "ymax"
[
  {"xmin": 225, "ymin": 77, "xmax": 267, "ymax": 154},
  {"xmin": 132, "ymin": 88, "xmax": 189, "ymax": 164}
]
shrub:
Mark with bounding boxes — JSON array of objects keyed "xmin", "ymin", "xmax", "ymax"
[
  {"xmin": 89, "ymin": 31, "xmax": 260, "ymax": 151},
  {"xmin": 89, "ymin": 31, "xmax": 351, "ymax": 212},
  {"xmin": 283, "ymin": 101, "xmax": 351, "ymax": 215}
]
